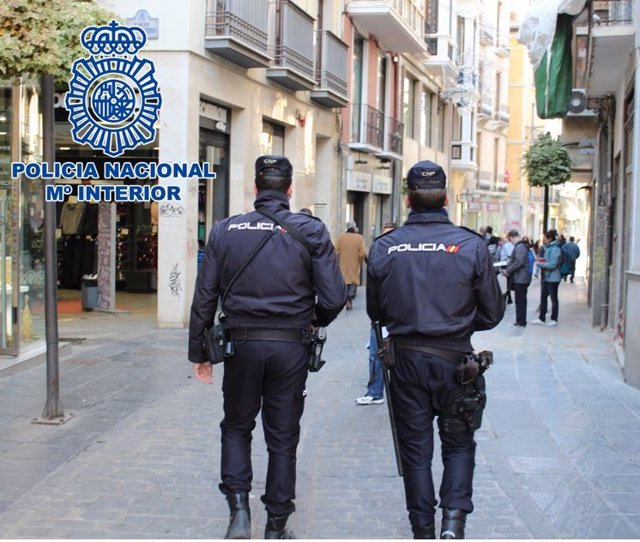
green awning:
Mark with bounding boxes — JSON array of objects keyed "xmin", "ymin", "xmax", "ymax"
[{"xmin": 534, "ymin": 14, "xmax": 574, "ymax": 119}]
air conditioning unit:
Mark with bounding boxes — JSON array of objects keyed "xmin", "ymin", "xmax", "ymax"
[{"xmin": 566, "ymin": 89, "xmax": 596, "ymax": 117}]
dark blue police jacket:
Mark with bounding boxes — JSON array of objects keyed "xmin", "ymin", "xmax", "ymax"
[
  {"xmin": 366, "ymin": 210, "xmax": 505, "ymax": 352},
  {"xmin": 189, "ymin": 189, "xmax": 347, "ymax": 362}
]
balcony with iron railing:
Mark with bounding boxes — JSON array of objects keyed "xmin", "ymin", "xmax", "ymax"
[
  {"xmin": 479, "ymin": 90, "xmax": 494, "ymax": 119},
  {"xmin": 497, "ymin": 104, "xmax": 509, "ymax": 124},
  {"xmin": 204, "ymin": 0, "xmax": 272, "ymax": 68},
  {"xmin": 346, "ymin": 0, "xmax": 426, "ymax": 53},
  {"xmin": 350, "ymin": 104, "xmax": 385, "ymax": 153},
  {"xmin": 375, "ymin": 116, "xmax": 404, "ymax": 160},
  {"xmin": 478, "ymin": 170, "xmax": 493, "ymax": 190},
  {"xmin": 586, "ymin": 0, "xmax": 635, "ymax": 96},
  {"xmin": 479, "ymin": 20, "xmax": 496, "ymax": 46},
  {"xmin": 495, "ymin": 32, "xmax": 510, "ymax": 57},
  {"xmin": 310, "ymin": 30, "xmax": 349, "ymax": 108},
  {"xmin": 266, "ymin": 1, "xmax": 316, "ymax": 91}
]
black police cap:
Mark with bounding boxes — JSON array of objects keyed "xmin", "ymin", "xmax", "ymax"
[
  {"xmin": 406, "ymin": 160, "xmax": 446, "ymax": 190},
  {"xmin": 255, "ymin": 155, "xmax": 293, "ymax": 179}
]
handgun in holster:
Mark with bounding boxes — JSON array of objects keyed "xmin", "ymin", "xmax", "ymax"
[
  {"xmin": 440, "ymin": 350, "xmax": 494, "ymax": 434},
  {"xmin": 308, "ymin": 327, "xmax": 327, "ymax": 372}
]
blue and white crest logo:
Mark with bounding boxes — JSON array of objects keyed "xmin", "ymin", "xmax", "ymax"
[{"xmin": 65, "ymin": 20, "xmax": 162, "ymax": 157}]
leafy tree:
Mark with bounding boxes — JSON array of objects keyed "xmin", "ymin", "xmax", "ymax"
[
  {"xmin": 0, "ymin": 0, "xmax": 114, "ymax": 81},
  {"xmin": 522, "ymin": 132, "xmax": 572, "ymax": 233},
  {"xmin": 0, "ymin": 0, "xmax": 112, "ymax": 421},
  {"xmin": 523, "ymin": 132, "xmax": 572, "ymax": 187}
]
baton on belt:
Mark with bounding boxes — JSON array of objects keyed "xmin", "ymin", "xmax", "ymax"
[{"xmin": 374, "ymin": 322, "xmax": 404, "ymax": 477}]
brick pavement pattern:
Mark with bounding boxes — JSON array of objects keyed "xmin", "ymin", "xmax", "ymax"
[{"xmin": 1, "ymin": 281, "xmax": 640, "ymax": 538}]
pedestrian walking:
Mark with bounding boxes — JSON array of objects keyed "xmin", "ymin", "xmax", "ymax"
[
  {"xmin": 366, "ymin": 160, "xmax": 505, "ymax": 539},
  {"xmin": 188, "ymin": 155, "xmax": 347, "ymax": 539},
  {"xmin": 356, "ymin": 222, "xmax": 396, "ymax": 406},
  {"xmin": 563, "ymin": 236, "xmax": 581, "ymax": 282},
  {"xmin": 531, "ymin": 229, "xmax": 563, "ymax": 327},
  {"xmin": 503, "ymin": 230, "xmax": 532, "ymax": 327},
  {"xmin": 335, "ymin": 221, "xmax": 367, "ymax": 310}
]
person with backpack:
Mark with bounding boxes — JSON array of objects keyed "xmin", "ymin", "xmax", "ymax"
[
  {"xmin": 531, "ymin": 229, "xmax": 563, "ymax": 327},
  {"xmin": 562, "ymin": 236, "xmax": 581, "ymax": 282},
  {"xmin": 503, "ymin": 230, "xmax": 531, "ymax": 327}
]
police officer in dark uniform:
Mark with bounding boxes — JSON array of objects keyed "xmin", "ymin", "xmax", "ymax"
[
  {"xmin": 366, "ymin": 160, "xmax": 504, "ymax": 539},
  {"xmin": 188, "ymin": 155, "xmax": 346, "ymax": 539}
]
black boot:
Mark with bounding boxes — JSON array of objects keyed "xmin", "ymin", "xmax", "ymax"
[
  {"xmin": 264, "ymin": 514, "xmax": 295, "ymax": 539},
  {"xmin": 440, "ymin": 509, "xmax": 466, "ymax": 539},
  {"xmin": 412, "ymin": 522, "xmax": 436, "ymax": 539},
  {"xmin": 224, "ymin": 493, "xmax": 251, "ymax": 539}
]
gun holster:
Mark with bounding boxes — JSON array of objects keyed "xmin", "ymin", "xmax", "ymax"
[
  {"xmin": 308, "ymin": 327, "xmax": 327, "ymax": 373},
  {"xmin": 440, "ymin": 350, "xmax": 493, "ymax": 434},
  {"xmin": 203, "ymin": 315, "xmax": 233, "ymax": 364},
  {"xmin": 378, "ymin": 337, "xmax": 396, "ymax": 368},
  {"xmin": 453, "ymin": 355, "xmax": 480, "ymax": 386},
  {"xmin": 438, "ymin": 381, "xmax": 487, "ymax": 434}
]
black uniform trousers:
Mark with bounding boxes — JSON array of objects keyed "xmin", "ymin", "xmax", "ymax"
[
  {"xmin": 219, "ymin": 338, "xmax": 309, "ymax": 517},
  {"xmin": 390, "ymin": 348, "xmax": 477, "ymax": 528}
]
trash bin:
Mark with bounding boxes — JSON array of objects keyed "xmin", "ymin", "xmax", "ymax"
[{"xmin": 81, "ymin": 277, "xmax": 98, "ymax": 311}]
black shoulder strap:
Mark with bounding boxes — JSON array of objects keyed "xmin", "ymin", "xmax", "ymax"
[
  {"xmin": 256, "ymin": 207, "xmax": 314, "ymax": 255},
  {"xmin": 220, "ymin": 228, "xmax": 276, "ymax": 313}
]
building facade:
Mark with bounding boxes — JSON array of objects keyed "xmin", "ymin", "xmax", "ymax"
[
  {"xmin": 101, "ymin": 0, "xmax": 482, "ymax": 329},
  {"xmin": 2, "ymin": 0, "xmax": 513, "ymax": 353},
  {"xmin": 506, "ymin": 5, "xmax": 548, "ymax": 239},
  {"xmin": 97, "ymin": 0, "xmax": 348, "ymax": 328},
  {"xmin": 558, "ymin": 0, "xmax": 640, "ymax": 388}
]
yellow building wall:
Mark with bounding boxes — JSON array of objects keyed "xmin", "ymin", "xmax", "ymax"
[{"xmin": 506, "ymin": 33, "xmax": 545, "ymax": 236}]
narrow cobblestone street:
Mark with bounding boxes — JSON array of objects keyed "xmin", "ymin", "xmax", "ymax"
[{"xmin": 0, "ymin": 279, "xmax": 639, "ymax": 538}]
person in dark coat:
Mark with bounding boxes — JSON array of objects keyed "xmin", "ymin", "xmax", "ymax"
[
  {"xmin": 503, "ymin": 230, "xmax": 532, "ymax": 327},
  {"xmin": 188, "ymin": 155, "xmax": 347, "ymax": 539},
  {"xmin": 562, "ymin": 236, "xmax": 581, "ymax": 282},
  {"xmin": 367, "ymin": 160, "xmax": 505, "ymax": 539}
]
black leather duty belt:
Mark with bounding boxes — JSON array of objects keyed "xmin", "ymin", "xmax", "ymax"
[
  {"xmin": 229, "ymin": 329, "xmax": 309, "ymax": 344},
  {"xmin": 394, "ymin": 341, "xmax": 467, "ymax": 364}
]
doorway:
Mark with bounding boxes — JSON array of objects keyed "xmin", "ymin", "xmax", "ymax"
[{"xmin": 198, "ymin": 129, "xmax": 229, "ymax": 244}]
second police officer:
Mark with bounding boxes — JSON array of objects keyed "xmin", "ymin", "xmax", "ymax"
[
  {"xmin": 366, "ymin": 160, "xmax": 505, "ymax": 539},
  {"xmin": 188, "ymin": 155, "xmax": 347, "ymax": 539}
]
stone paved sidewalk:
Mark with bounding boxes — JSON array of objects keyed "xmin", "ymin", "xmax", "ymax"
[{"xmin": 0, "ymin": 279, "xmax": 639, "ymax": 538}]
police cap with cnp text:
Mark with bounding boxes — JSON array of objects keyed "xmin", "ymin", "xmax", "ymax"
[
  {"xmin": 406, "ymin": 160, "xmax": 446, "ymax": 190},
  {"xmin": 255, "ymin": 155, "xmax": 293, "ymax": 179}
]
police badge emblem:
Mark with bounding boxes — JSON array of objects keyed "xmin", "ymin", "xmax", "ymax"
[{"xmin": 65, "ymin": 20, "xmax": 162, "ymax": 157}]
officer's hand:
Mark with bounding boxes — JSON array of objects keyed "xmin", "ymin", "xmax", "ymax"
[{"xmin": 193, "ymin": 362, "xmax": 213, "ymax": 384}]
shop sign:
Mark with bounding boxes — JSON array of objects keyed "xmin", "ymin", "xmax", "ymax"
[
  {"xmin": 467, "ymin": 202, "xmax": 482, "ymax": 212},
  {"xmin": 126, "ymin": 10, "xmax": 159, "ymax": 39},
  {"xmin": 199, "ymin": 100, "xmax": 228, "ymax": 132},
  {"xmin": 485, "ymin": 202, "xmax": 501, "ymax": 212},
  {"xmin": 347, "ymin": 171, "xmax": 372, "ymax": 192},
  {"xmin": 372, "ymin": 175, "xmax": 392, "ymax": 194}
]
